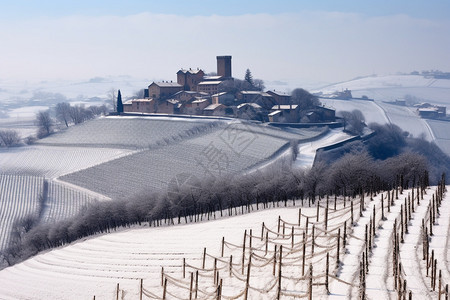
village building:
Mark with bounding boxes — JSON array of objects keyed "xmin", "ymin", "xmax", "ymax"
[
  {"xmin": 236, "ymin": 103, "xmax": 263, "ymax": 120},
  {"xmin": 266, "ymin": 90, "xmax": 291, "ymax": 105},
  {"xmin": 302, "ymin": 106, "xmax": 336, "ymax": 122},
  {"xmin": 212, "ymin": 92, "xmax": 234, "ymax": 106},
  {"xmin": 148, "ymin": 82, "xmax": 183, "ymax": 100},
  {"xmin": 157, "ymin": 99, "xmax": 181, "ymax": 114},
  {"xmin": 176, "ymin": 68, "xmax": 205, "ymax": 91},
  {"xmin": 183, "ymin": 98, "xmax": 211, "ymax": 115},
  {"xmin": 203, "ymin": 104, "xmax": 226, "ymax": 116},
  {"xmin": 269, "ymin": 104, "xmax": 300, "ymax": 123},
  {"xmin": 196, "ymin": 81, "xmax": 222, "ymax": 95},
  {"xmin": 172, "ymin": 91, "xmax": 208, "ymax": 103},
  {"xmin": 123, "ymin": 98, "xmax": 156, "ymax": 114}
]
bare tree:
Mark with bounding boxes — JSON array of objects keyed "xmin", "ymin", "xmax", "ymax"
[
  {"xmin": 107, "ymin": 88, "xmax": 117, "ymax": 112},
  {"xmin": 55, "ymin": 102, "xmax": 71, "ymax": 128},
  {"xmin": 69, "ymin": 105, "xmax": 93, "ymax": 125},
  {"xmin": 341, "ymin": 109, "xmax": 365, "ymax": 135},
  {"xmin": 0, "ymin": 130, "xmax": 21, "ymax": 147},
  {"xmin": 35, "ymin": 110, "xmax": 54, "ymax": 138},
  {"xmin": 291, "ymin": 88, "xmax": 320, "ymax": 110}
]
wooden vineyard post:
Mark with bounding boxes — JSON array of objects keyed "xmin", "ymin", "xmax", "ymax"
[
  {"xmin": 350, "ymin": 200, "xmax": 354, "ymax": 225},
  {"xmin": 265, "ymin": 232, "xmax": 269, "ymax": 256},
  {"xmin": 400, "ymin": 205, "xmax": 404, "ymax": 243},
  {"xmin": 140, "ymin": 279, "xmax": 143, "ymax": 300},
  {"xmin": 372, "ymin": 205, "xmax": 376, "ymax": 237},
  {"xmin": 244, "ymin": 253, "xmax": 252, "ymax": 300},
  {"xmin": 405, "ymin": 199, "xmax": 409, "ymax": 234},
  {"xmin": 308, "ymin": 263, "xmax": 313, "ymax": 300},
  {"xmin": 298, "ymin": 208, "xmax": 302, "ymax": 226},
  {"xmin": 242, "ymin": 230, "xmax": 247, "ymax": 274},
  {"xmin": 336, "ymin": 228, "xmax": 341, "ymax": 268},
  {"xmin": 273, "ymin": 245, "xmax": 277, "ymax": 276},
  {"xmin": 439, "ymin": 270, "xmax": 442, "ymax": 300},
  {"xmin": 249, "ymin": 229, "xmax": 253, "ymax": 250},
  {"xmin": 116, "ymin": 283, "xmax": 120, "ymax": 300},
  {"xmin": 183, "ymin": 258, "xmax": 186, "ymax": 278},
  {"xmin": 316, "ymin": 200, "xmax": 320, "ymax": 222},
  {"xmin": 430, "ymin": 209, "xmax": 434, "ymax": 236},
  {"xmin": 381, "ymin": 194, "xmax": 385, "ymax": 220},
  {"xmin": 291, "ymin": 226, "xmax": 295, "ymax": 248},
  {"xmin": 202, "ymin": 248, "xmax": 207, "ymax": 269},
  {"xmin": 189, "ymin": 273, "xmax": 194, "ymax": 300},
  {"xmin": 162, "ymin": 278, "xmax": 167, "ymax": 300},
  {"xmin": 325, "ymin": 204, "xmax": 329, "ymax": 233},
  {"xmin": 326, "ymin": 252, "xmax": 330, "ymax": 294},
  {"xmin": 261, "ymin": 222, "xmax": 265, "ymax": 241},
  {"xmin": 214, "ymin": 258, "xmax": 218, "ymax": 285},
  {"xmin": 306, "ymin": 217, "xmax": 310, "ymax": 235},
  {"xmin": 278, "ymin": 216, "xmax": 281, "ymax": 235},
  {"xmin": 302, "ymin": 232, "xmax": 306, "ymax": 276},
  {"xmin": 221, "ymin": 237, "xmax": 225, "ymax": 257},
  {"xmin": 388, "ymin": 191, "xmax": 391, "ymax": 213},
  {"xmin": 217, "ymin": 279, "xmax": 222, "ymax": 300},
  {"xmin": 195, "ymin": 270, "xmax": 199, "ymax": 299},
  {"xmin": 433, "ymin": 259, "xmax": 437, "ymax": 291},
  {"xmin": 161, "ymin": 267, "xmax": 164, "ymax": 286},
  {"xmin": 277, "ymin": 246, "xmax": 283, "ymax": 300},
  {"xmin": 229, "ymin": 255, "xmax": 233, "ymax": 277}
]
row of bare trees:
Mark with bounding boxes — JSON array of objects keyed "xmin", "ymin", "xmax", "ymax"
[
  {"xmin": 35, "ymin": 102, "xmax": 108, "ymax": 138},
  {"xmin": 1, "ymin": 148, "xmax": 431, "ymax": 269}
]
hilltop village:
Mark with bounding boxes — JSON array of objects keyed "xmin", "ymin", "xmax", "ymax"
[{"xmin": 122, "ymin": 56, "xmax": 336, "ymax": 123}]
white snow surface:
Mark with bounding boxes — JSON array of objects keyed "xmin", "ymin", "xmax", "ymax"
[
  {"xmin": 1, "ymin": 186, "xmax": 447, "ymax": 299},
  {"xmin": 294, "ymin": 129, "xmax": 354, "ymax": 168}
]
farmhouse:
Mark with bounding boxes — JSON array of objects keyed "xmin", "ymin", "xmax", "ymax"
[
  {"xmin": 266, "ymin": 90, "xmax": 291, "ymax": 105},
  {"xmin": 123, "ymin": 98, "xmax": 156, "ymax": 113},
  {"xmin": 203, "ymin": 103, "xmax": 226, "ymax": 116},
  {"xmin": 148, "ymin": 82, "xmax": 183, "ymax": 100},
  {"xmin": 269, "ymin": 104, "xmax": 300, "ymax": 123},
  {"xmin": 212, "ymin": 92, "xmax": 234, "ymax": 106}
]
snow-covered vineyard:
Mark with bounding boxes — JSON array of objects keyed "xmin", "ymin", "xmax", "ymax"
[
  {"xmin": 0, "ymin": 175, "xmax": 97, "ymax": 250},
  {"xmin": 0, "ymin": 183, "xmax": 447, "ymax": 299}
]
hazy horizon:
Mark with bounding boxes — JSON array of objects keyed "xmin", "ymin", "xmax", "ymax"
[{"xmin": 1, "ymin": 1, "xmax": 450, "ymax": 87}]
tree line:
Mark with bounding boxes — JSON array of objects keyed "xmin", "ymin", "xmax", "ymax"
[{"xmin": 36, "ymin": 102, "xmax": 108, "ymax": 138}]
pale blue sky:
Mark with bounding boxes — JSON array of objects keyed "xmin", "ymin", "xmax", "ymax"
[
  {"xmin": 1, "ymin": 1, "xmax": 449, "ymax": 86},
  {"xmin": 2, "ymin": 0, "xmax": 450, "ymax": 19}
]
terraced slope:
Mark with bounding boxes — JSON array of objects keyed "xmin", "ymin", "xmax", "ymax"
[{"xmin": 60, "ymin": 123, "xmax": 323, "ymax": 199}]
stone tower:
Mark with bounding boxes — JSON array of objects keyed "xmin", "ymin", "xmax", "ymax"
[{"xmin": 216, "ymin": 55, "xmax": 232, "ymax": 79}]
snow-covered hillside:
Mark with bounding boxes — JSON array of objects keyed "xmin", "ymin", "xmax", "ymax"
[
  {"xmin": 317, "ymin": 74, "xmax": 450, "ymax": 152},
  {"xmin": 0, "ymin": 185, "xmax": 447, "ymax": 299},
  {"xmin": 317, "ymin": 74, "xmax": 450, "ymax": 109}
]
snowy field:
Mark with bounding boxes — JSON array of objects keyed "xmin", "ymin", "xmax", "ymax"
[
  {"xmin": 427, "ymin": 120, "xmax": 450, "ymax": 154},
  {"xmin": 0, "ymin": 186, "xmax": 447, "ymax": 299},
  {"xmin": 0, "ymin": 175, "xmax": 98, "ymax": 251},
  {"xmin": 317, "ymin": 74, "xmax": 450, "ymax": 151},
  {"xmin": 0, "ymin": 145, "xmax": 135, "ymax": 179},
  {"xmin": 319, "ymin": 98, "xmax": 389, "ymax": 125},
  {"xmin": 59, "ymin": 122, "xmax": 324, "ymax": 199},
  {"xmin": 317, "ymin": 74, "xmax": 450, "ymax": 110}
]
